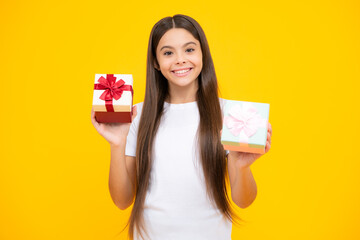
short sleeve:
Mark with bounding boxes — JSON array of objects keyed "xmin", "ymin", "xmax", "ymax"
[
  {"xmin": 125, "ymin": 102, "xmax": 144, "ymax": 157},
  {"xmin": 219, "ymin": 97, "xmax": 226, "ymax": 119},
  {"xmin": 219, "ymin": 98, "xmax": 230, "ymax": 156}
]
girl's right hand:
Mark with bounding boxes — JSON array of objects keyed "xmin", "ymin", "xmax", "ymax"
[{"xmin": 91, "ymin": 105, "xmax": 137, "ymax": 147}]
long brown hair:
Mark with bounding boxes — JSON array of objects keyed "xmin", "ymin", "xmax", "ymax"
[{"xmin": 120, "ymin": 14, "xmax": 242, "ymax": 240}]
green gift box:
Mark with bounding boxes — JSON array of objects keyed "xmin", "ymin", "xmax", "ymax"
[{"xmin": 221, "ymin": 99, "xmax": 270, "ymax": 154}]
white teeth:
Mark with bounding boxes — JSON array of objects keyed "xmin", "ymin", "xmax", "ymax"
[{"xmin": 174, "ymin": 69, "xmax": 190, "ymax": 74}]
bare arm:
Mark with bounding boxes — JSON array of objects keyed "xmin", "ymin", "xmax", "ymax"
[
  {"xmin": 91, "ymin": 107, "xmax": 137, "ymax": 210},
  {"xmin": 108, "ymin": 143, "xmax": 136, "ymax": 210},
  {"xmin": 227, "ymin": 122, "xmax": 272, "ymax": 208},
  {"xmin": 228, "ymin": 157, "xmax": 257, "ymax": 209}
]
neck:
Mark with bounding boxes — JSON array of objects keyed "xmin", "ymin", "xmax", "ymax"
[{"xmin": 166, "ymin": 80, "xmax": 198, "ymax": 104}]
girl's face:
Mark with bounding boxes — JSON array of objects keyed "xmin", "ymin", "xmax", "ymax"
[{"xmin": 155, "ymin": 28, "xmax": 203, "ymax": 93}]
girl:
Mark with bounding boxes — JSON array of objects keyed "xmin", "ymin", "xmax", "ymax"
[{"xmin": 91, "ymin": 14, "xmax": 272, "ymax": 240}]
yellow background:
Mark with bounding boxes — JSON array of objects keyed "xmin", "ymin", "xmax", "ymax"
[{"xmin": 1, "ymin": 0, "xmax": 359, "ymax": 239}]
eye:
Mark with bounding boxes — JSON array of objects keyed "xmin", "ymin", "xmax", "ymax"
[
  {"xmin": 164, "ymin": 51, "xmax": 173, "ymax": 56},
  {"xmin": 186, "ymin": 48, "xmax": 195, "ymax": 52}
]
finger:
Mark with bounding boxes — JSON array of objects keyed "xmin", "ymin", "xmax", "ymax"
[
  {"xmin": 268, "ymin": 122, "xmax": 272, "ymax": 136},
  {"xmin": 265, "ymin": 141, "xmax": 271, "ymax": 153},
  {"xmin": 131, "ymin": 105, "xmax": 137, "ymax": 122},
  {"xmin": 267, "ymin": 132, "xmax": 271, "ymax": 145},
  {"xmin": 91, "ymin": 107, "xmax": 100, "ymax": 130}
]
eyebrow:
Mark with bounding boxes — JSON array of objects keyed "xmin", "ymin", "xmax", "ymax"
[{"xmin": 160, "ymin": 41, "xmax": 197, "ymax": 51}]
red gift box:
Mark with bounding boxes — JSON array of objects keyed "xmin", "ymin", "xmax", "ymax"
[{"xmin": 92, "ymin": 74, "xmax": 133, "ymax": 123}]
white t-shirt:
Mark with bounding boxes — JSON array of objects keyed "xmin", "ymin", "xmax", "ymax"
[{"xmin": 125, "ymin": 98, "xmax": 232, "ymax": 240}]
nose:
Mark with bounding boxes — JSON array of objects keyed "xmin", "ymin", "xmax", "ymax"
[{"xmin": 175, "ymin": 52, "xmax": 187, "ymax": 64}]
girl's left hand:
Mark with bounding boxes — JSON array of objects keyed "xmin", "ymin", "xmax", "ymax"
[{"xmin": 227, "ymin": 122, "xmax": 272, "ymax": 170}]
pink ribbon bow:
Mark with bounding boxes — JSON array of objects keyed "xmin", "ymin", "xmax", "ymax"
[{"xmin": 224, "ymin": 103, "xmax": 265, "ymax": 139}]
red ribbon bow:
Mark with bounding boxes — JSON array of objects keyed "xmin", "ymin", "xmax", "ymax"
[{"xmin": 94, "ymin": 74, "xmax": 133, "ymax": 112}]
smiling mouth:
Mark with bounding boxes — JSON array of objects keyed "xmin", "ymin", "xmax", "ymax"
[{"xmin": 172, "ymin": 68, "xmax": 193, "ymax": 76}]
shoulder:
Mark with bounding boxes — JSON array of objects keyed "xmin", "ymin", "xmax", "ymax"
[
  {"xmin": 219, "ymin": 97, "xmax": 228, "ymax": 115},
  {"xmin": 219, "ymin": 97, "xmax": 227, "ymax": 109},
  {"xmin": 126, "ymin": 102, "xmax": 144, "ymax": 156},
  {"xmin": 134, "ymin": 101, "xmax": 144, "ymax": 114}
]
